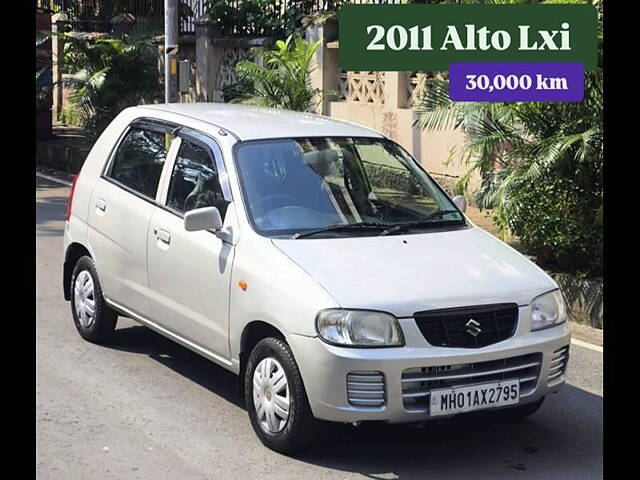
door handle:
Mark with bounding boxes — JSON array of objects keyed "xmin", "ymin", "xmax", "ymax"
[
  {"xmin": 95, "ymin": 198, "xmax": 106, "ymax": 212},
  {"xmin": 155, "ymin": 228, "xmax": 171, "ymax": 244}
]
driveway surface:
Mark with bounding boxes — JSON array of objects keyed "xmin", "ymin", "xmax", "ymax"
[{"xmin": 36, "ymin": 175, "xmax": 603, "ymax": 479}]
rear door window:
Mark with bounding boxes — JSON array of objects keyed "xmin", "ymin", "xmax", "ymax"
[{"xmin": 107, "ymin": 127, "xmax": 172, "ymax": 199}]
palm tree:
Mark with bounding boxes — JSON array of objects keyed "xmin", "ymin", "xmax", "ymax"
[
  {"xmin": 415, "ymin": 70, "xmax": 602, "ymax": 205},
  {"xmin": 414, "ymin": 68, "xmax": 602, "ymax": 274},
  {"xmin": 233, "ymin": 36, "xmax": 321, "ymax": 112},
  {"xmin": 62, "ymin": 23, "xmax": 162, "ymax": 137},
  {"xmin": 413, "ymin": 0, "xmax": 603, "ymax": 275}
]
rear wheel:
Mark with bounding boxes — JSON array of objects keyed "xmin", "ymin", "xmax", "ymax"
[
  {"xmin": 70, "ymin": 256, "xmax": 117, "ymax": 344},
  {"xmin": 245, "ymin": 337, "xmax": 319, "ymax": 454}
]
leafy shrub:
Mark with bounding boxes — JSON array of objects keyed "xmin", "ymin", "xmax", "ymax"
[
  {"xmin": 222, "ymin": 77, "xmax": 255, "ymax": 103},
  {"xmin": 204, "ymin": 0, "xmax": 311, "ymax": 37},
  {"xmin": 63, "ymin": 28, "xmax": 162, "ymax": 137},
  {"xmin": 414, "ymin": 0, "xmax": 603, "ymax": 277},
  {"xmin": 36, "ymin": 31, "xmax": 53, "ymax": 111},
  {"xmin": 60, "ymin": 105, "xmax": 83, "ymax": 126},
  {"xmin": 417, "ymin": 76, "xmax": 603, "ymax": 277},
  {"xmin": 503, "ymin": 174, "xmax": 602, "ymax": 276},
  {"xmin": 234, "ymin": 36, "xmax": 320, "ymax": 112}
]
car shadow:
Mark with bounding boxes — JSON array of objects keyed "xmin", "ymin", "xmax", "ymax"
[
  {"xmin": 295, "ymin": 386, "xmax": 602, "ymax": 479},
  {"xmin": 104, "ymin": 323, "xmax": 244, "ymax": 409},
  {"xmin": 102, "ymin": 322, "xmax": 602, "ymax": 479}
]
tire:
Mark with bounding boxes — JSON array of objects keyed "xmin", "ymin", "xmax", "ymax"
[
  {"xmin": 492, "ymin": 397, "xmax": 545, "ymax": 422},
  {"xmin": 70, "ymin": 256, "xmax": 118, "ymax": 344},
  {"xmin": 245, "ymin": 337, "xmax": 319, "ymax": 454}
]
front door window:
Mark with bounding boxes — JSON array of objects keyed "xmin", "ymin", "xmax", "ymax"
[{"xmin": 166, "ymin": 139, "xmax": 229, "ymax": 218}]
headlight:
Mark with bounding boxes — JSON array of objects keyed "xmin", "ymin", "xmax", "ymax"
[
  {"xmin": 530, "ymin": 290, "xmax": 567, "ymax": 331},
  {"xmin": 315, "ymin": 309, "xmax": 404, "ymax": 347}
]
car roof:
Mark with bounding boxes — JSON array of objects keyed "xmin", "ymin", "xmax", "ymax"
[{"xmin": 136, "ymin": 103, "xmax": 385, "ymax": 141}]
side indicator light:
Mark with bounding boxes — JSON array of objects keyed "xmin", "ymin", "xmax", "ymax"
[{"xmin": 238, "ymin": 281, "xmax": 248, "ymax": 291}]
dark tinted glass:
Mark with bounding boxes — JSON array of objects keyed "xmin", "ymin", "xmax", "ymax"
[
  {"xmin": 166, "ymin": 140, "xmax": 228, "ymax": 218},
  {"xmin": 109, "ymin": 127, "xmax": 169, "ymax": 198},
  {"xmin": 234, "ymin": 137, "xmax": 462, "ymax": 235}
]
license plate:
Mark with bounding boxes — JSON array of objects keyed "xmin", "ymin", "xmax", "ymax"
[{"xmin": 430, "ymin": 379, "xmax": 520, "ymax": 416}]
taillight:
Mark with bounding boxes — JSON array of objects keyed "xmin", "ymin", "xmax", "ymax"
[{"xmin": 66, "ymin": 174, "xmax": 79, "ymax": 222}]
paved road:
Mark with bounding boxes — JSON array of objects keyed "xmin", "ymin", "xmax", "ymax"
[{"xmin": 36, "ymin": 175, "xmax": 603, "ymax": 480}]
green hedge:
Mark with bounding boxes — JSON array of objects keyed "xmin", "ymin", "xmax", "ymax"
[{"xmin": 503, "ymin": 174, "xmax": 602, "ymax": 277}]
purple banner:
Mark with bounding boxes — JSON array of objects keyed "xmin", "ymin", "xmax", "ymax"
[{"xmin": 449, "ymin": 62, "xmax": 584, "ymax": 102}]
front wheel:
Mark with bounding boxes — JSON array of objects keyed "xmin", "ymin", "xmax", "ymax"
[{"xmin": 245, "ymin": 337, "xmax": 319, "ymax": 454}]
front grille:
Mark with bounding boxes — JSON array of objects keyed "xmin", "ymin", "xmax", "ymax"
[
  {"xmin": 548, "ymin": 346, "xmax": 570, "ymax": 384},
  {"xmin": 414, "ymin": 303, "xmax": 519, "ymax": 348},
  {"xmin": 346, "ymin": 371, "xmax": 385, "ymax": 407},
  {"xmin": 401, "ymin": 353, "xmax": 542, "ymax": 413}
]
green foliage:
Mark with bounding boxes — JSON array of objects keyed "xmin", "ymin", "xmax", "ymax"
[
  {"xmin": 62, "ymin": 26, "xmax": 162, "ymax": 137},
  {"xmin": 503, "ymin": 175, "xmax": 602, "ymax": 275},
  {"xmin": 415, "ymin": 0, "xmax": 603, "ymax": 275},
  {"xmin": 204, "ymin": 0, "xmax": 312, "ymax": 37},
  {"xmin": 36, "ymin": 31, "xmax": 53, "ymax": 110},
  {"xmin": 222, "ymin": 77, "xmax": 255, "ymax": 103},
  {"xmin": 60, "ymin": 104, "xmax": 83, "ymax": 126},
  {"xmin": 415, "ymin": 71, "xmax": 603, "ymax": 275},
  {"xmin": 36, "ymin": 66, "xmax": 52, "ymax": 110},
  {"xmin": 234, "ymin": 36, "xmax": 321, "ymax": 112},
  {"xmin": 409, "ymin": 0, "xmax": 543, "ymax": 3}
]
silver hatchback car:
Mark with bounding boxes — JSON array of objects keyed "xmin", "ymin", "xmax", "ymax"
[{"xmin": 63, "ymin": 103, "xmax": 571, "ymax": 453}]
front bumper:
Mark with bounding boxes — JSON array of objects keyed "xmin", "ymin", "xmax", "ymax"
[{"xmin": 289, "ymin": 313, "xmax": 570, "ymax": 423}]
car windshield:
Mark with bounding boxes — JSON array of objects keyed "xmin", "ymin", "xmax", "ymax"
[{"xmin": 234, "ymin": 137, "xmax": 465, "ymax": 237}]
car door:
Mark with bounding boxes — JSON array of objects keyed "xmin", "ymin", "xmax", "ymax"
[
  {"xmin": 146, "ymin": 129, "xmax": 234, "ymax": 361},
  {"xmin": 88, "ymin": 120, "xmax": 177, "ymax": 318}
]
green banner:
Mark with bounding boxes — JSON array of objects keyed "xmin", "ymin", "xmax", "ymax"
[{"xmin": 338, "ymin": 4, "xmax": 598, "ymax": 71}]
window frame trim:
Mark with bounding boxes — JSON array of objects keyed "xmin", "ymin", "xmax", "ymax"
[
  {"xmin": 156, "ymin": 127, "xmax": 234, "ymax": 220},
  {"xmin": 99, "ymin": 117, "xmax": 233, "ymax": 223},
  {"xmin": 100, "ymin": 117, "xmax": 180, "ymax": 203}
]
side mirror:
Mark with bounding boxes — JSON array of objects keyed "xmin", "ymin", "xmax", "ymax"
[
  {"xmin": 452, "ymin": 195, "xmax": 467, "ymax": 213},
  {"xmin": 184, "ymin": 206, "xmax": 223, "ymax": 232}
]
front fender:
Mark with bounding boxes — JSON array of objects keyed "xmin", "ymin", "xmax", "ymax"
[{"xmin": 228, "ymin": 232, "xmax": 339, "ymax": 361}]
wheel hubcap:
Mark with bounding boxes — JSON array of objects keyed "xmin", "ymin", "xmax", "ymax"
[
  {"xmin": 74, "ymin": 270, "xmax": 95, "ymax": 328},
  {"xmin": 253, "ymin": 357, "xmax": 290, "ymax": 434}
]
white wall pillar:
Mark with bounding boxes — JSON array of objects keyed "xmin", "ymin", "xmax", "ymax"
[
  {"xmin": 195, "ymin": 15, "xmax": 220, "ymax": 102},
  {"xmin": 306, "ymin": 19, "xmax": 340, "ymax": 115}
]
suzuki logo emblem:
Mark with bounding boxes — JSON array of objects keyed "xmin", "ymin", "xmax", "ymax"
[{"xmin": 465, "ymin": 319, "xmax": 482, "ymax": 337}]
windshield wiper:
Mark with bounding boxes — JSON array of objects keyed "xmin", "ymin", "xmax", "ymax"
[
  {"xmin": 379, "ymin": 210, "xmax": 463, "ymax": 236},
  {"xmin": 291, "ymin": 222, "xmax": 392, "ymax": 239}
]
